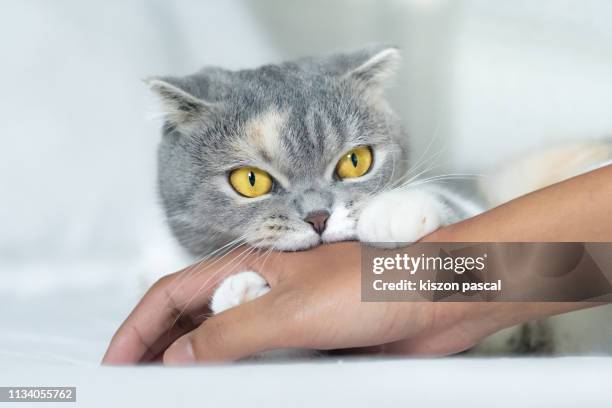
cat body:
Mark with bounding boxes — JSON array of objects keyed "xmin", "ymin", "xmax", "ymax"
[{"xmin": 149, "ymin": 46, "xmax": 612, "ymax": 356}]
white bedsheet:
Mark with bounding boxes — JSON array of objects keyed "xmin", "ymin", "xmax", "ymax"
[{"xmin": 1, "ymin": 281, "xmax": 610, "ymax": 407}]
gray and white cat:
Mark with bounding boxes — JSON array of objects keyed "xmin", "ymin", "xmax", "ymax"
[
  {"xmin": 148, "ymin": 46, "xmax": 478, "ymax": 308},
  {"xmin": 148, "ymin": 46, "xmax": 612, "ymax": 355}
]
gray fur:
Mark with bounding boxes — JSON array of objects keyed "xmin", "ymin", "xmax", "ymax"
[{"xmin": 149, "ymin": 46, "xmax": 409, "ymax": 256}]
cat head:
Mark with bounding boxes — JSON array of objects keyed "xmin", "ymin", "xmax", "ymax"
[{"xmin": 148, "ymin": 46, "xmax": 409, "ymax": 256}]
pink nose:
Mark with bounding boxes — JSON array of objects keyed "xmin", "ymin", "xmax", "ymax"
[{"xmin": 304, "ymin": 211, "xmax": 330, "ymax": 235}]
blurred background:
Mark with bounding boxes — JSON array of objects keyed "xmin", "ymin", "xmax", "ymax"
[{"xmin": 2, "ymin": 0, "xmax": 612, "ymax": 294}]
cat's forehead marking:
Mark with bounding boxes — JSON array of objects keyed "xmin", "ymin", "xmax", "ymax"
[{"xmin": 241, "ymin": 107, "xmax": 288, "ymax": 162}]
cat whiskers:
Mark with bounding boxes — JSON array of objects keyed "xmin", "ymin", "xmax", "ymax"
[
  {"xmin": 167, "ymin": 237, "xmax": 257, "ymax": 335},
  {"xmin": 355, "ymin": 148, "xmax": 445, "ymax": 211},
  {"xmin": 189, "ymin": 237, "xmax": 282, "ymax": 323},
  {"xmin": 166, "ymin": 243, "xmax": 262, "ymax": 337},
  {"xmin": 404, "ymin": 173, "xmax": 488, "ymax": 188},
  {"xmin": 256, "ymin": 237, "xmax": 281, "ymax": 276},
  {"xmin": 162, "ymin": 233, "xmax": 249, "ymax": 304},
  {"xmin": 375, "ymin": 101, "xmax": 450, "ymax": 196}
]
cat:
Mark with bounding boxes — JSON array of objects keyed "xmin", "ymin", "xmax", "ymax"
[{"xmin": 147, "ymin": 46, "xmax": 612, "ymax": 355}]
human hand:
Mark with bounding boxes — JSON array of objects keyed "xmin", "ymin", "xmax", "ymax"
[{"xmin": 102, "ymin": 242, "xmax": 498, "ymax": 364}]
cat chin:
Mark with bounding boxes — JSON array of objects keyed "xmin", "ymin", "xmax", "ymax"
[
  {"xmin": 249, "ymin": 233, "xmax": 321, "ymax": 252},
  {"xmin": 249, "ymin": 229, "xmax": 358, "ymax": 252}
]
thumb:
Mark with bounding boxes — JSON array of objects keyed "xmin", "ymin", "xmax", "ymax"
[{"xmin": 163, "ymin": 292, "xmax": 298, "ymax": 363}]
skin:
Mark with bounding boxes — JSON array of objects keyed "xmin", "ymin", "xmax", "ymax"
[{"xmin": 103, "ymin": 165, "xmax": 612, "ymax": 364}]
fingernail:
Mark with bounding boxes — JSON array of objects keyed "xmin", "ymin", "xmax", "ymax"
[{"xmin": 164, "ymin": 337, "xmax": 195, "ymax": 365}]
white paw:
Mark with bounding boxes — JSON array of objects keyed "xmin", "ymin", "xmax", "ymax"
[
  {"xmin": 210, "ymin": 271, "xmax": 270, "ymax": 314},
  {"xmin": 357, "ymin": 189, "xmax": 443, "ymax": 248}
]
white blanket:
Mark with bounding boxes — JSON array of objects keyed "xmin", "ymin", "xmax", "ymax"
[{"xmin": 1, "ymin": 282, "xmax": 610, "ymax": 407}]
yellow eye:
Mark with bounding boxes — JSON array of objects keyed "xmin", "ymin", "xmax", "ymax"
[
  {"xmin": 336, "ymin": 146, "xmax": 373, "ymax": 179},
  {"xmin": 229, "ymin": 167, "xmax": 273, "ymax": 198}
]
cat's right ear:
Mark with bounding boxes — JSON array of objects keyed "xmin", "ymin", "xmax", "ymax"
[
  {"xmin": 343, "ymin": 47, "xmax": 401, "ymax": 99},
  {"xmin": 144, "ymin": 77, "xmax": 216, "ymax": 133}
]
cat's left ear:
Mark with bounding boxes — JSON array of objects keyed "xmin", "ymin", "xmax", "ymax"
[{"xmin": 344, "ymin": 47, "xmax": 401, "ymax": 98}]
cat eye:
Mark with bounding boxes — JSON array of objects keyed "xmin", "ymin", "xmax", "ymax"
[
  {"xmin": 335, "ymin": 146, "xmax": 373, "ymax": 179},
  {"xmin": 229, "ymin": 167, "xmax": 273, "ymax": 198}
]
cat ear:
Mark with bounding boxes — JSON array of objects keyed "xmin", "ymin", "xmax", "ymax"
[
  {"xmin": 145, "ymin": 77, "xmax": 215, "ymax": 133},
  {"xmin": 344, "ymin": 47, "xmax": 401, "ymax": 97}
]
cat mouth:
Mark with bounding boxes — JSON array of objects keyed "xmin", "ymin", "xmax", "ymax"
[
  {"xmin": 248, "ymin": 229, "xmax": 357, "ymax": 252},
  {"xmin": 248, "ymin": 232, "xmax": 321, "ymax": 252}
]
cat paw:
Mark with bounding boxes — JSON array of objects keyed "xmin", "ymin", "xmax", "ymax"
[
  {"xmin": 210, "ymin": 271, "xmax": 270, "ymax": 314},
  {"xmin": 357, "ymin": 189, "xmax": 443, "ymax": 248}
]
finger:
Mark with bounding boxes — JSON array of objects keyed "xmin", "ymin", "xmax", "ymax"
[
  {"xmin": 140, "ymin": 317, "xmax": 200, "ymax": 363},
  {"xmin": 102, "ymin": 274, "xmax": 210, "ymax": 364},
  {"xmin": 103, "ymin": 246, "xmax": 263, "ymax": 364},
  {"xmin": 163, "ymin": 292, "xmax": 296, "ymax": 363}
]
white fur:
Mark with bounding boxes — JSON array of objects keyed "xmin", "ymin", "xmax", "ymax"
[
  {"xmin": 210, "ymin": 271, "xmax": 270, "ymax": 314},
  {"xmin": 322, "ymin": 204, "xmax": 357, "ymax": 243},
  {"xmin": 357, "ymin": 188, "xmax": 446, "ymax": 247}
]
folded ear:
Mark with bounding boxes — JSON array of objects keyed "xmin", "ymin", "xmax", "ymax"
[
  {"xmin": 344, "ymin": 47, "xmax": 401, "ymax": 98},
  {"xmin": 145, "ymin": 77, "xmax": 216, "ymax": 133}
]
